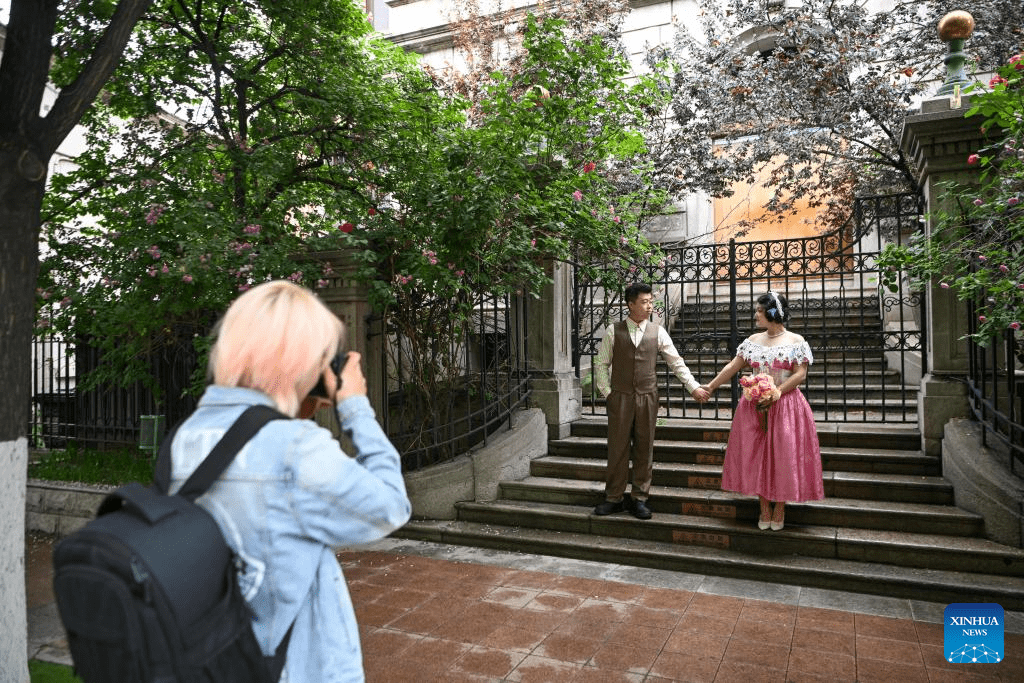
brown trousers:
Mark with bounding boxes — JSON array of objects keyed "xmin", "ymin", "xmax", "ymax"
[{"xmin": 605, "ymin": 389, "xmax": 659, "ymax": 502}]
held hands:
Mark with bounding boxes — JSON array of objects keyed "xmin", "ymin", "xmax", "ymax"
[{"xmin": 691, "ymin": 386, "xmax": 711, "ymax": 403}]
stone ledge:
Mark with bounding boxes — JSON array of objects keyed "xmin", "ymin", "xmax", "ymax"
[
  {"xmin": 943, "ymin": 418, "xmax": 1024, "ymax": 547},
  {"xmin": 26, "ymin": 408, "xmax": 549, "ymax": 530},
  {"xmin": 405, "ymin": 408, "xmax": 548, "ymax": 520},
  {"xmin": 26, "ymin": 480, "xmax": 114, "ymax": 538}
]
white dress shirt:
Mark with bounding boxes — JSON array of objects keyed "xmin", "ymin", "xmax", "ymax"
[{"xmin": 593, "ymin": 318, "xmax": 700, "ymax": 398}]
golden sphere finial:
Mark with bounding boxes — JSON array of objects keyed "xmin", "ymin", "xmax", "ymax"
[{"xmin": 937, "ymin": 11, "xmax": 975, "ymax": 42}]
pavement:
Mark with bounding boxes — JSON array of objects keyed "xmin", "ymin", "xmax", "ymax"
[{"xmin": 26, "ymin": 529, "xmax": 1024, "ymax": 682}]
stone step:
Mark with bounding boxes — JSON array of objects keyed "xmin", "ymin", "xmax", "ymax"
[
  {"xmin": 569, "ymin": 417, "xmax": 922, "ymax": 451},
  {"xmin": 452, "ymin": 499, "xmax": 1022, "ymax": 577},
  {"xmin": 396, "ymin": 519, "xmax": 1024, "ymax": 609},
  {"xmin": 548, "ymin": 437, "xmax": 940, "ymax": 475},
  {"xmin": 496, "ymin": 478, "xmax": 982, "ymax": 536}
]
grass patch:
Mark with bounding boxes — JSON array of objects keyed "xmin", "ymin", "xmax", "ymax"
[
  {"xmin": 29, "ymin": 660, "xmax": 82, "ymax": 683},
  {"xmin": 29, "ymin": 445, "xmax": 155, "ymax": 487}
]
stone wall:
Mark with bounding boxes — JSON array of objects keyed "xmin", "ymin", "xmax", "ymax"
[{"xmin": 26, "ymin": 407, "xmax": 550, "ymax": 534}]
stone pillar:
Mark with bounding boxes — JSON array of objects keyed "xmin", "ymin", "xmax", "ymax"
[
  {"xmin": 900, "ymin": 92, "xmax": 987, "ymax": 455},
  {"xmin": 527, "ymin": 259, "xmax": 582, "ymax": 439},
  {"xmin": 312, "ymin": 250, "xmax": 384, "ymax": 419}
]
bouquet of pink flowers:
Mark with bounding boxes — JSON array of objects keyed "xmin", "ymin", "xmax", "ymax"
[{"xmin": 739, "ymin": 374, "xmax": 780, "ymax": 431}]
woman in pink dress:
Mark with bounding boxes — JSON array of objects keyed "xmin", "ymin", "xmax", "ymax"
[{"xmin": 700, "ymin": 292, "xmax": 824, "ymax": 530}]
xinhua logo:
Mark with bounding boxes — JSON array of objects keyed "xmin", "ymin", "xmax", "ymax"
[{"xmin": 944, "ymin": 603, "xmax": 1004, "ymax": 663}]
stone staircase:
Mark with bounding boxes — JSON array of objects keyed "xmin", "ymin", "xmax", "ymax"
[{"xmin": 398, "ymin": 418, "xmax": 1024, "ymax": 610}]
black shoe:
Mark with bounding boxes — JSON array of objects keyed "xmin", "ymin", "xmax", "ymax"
[
  {"xmin": 593, "ymin": 500, "xmax": 624, "ymax": 515},
  {"xmin": 631, "ymin": 499, "xmax": 653, "ymax": 520}
]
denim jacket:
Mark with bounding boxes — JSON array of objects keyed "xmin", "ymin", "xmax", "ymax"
[{"xmin": 168, "ymin": 385, "xmax": 412, "ymax": 682}]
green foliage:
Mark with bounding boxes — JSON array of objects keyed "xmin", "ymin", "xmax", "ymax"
[
  {"xmin": 876, "ymin": 53, "xmax": 1024, "ymax": 344},
  {"xmin": 28, "ymin": 446, "xmax": 155, "ymax": 486},
  {"xmin": 29, "ymin": 660, "xmax": 82, "ymax": 683},
  {"xmin": 39, "ymin": 2, "xmax": 671, "ymax": 398}
]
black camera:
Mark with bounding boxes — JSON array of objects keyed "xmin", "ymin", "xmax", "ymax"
[{"xmin": 309, "ymin": 351, "xmax": 350, "ymax": 399}]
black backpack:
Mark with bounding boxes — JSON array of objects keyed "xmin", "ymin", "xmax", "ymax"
[{"xmin": 53, "ymin": 405, "xmax": 293, "ymax": 683}]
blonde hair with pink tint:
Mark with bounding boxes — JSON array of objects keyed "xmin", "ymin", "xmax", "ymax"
[{"xmin": 208, "ymin": 281, "xmax": 343, "ymax": 416}]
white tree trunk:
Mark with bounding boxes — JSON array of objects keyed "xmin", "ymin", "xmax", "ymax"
[{"xmin": 0, "ymin": 438, "xmax": 28, "ymax": 683}]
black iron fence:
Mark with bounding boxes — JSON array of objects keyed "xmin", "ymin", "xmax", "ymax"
[
  {"xmin": 30, "ymin": 292, "xmax": 531, "ymax": 473},
  {"xmin": 572, "ymin": 192, "xmax": 926, "ymax": 422},
  {"xmin": 965, "ymin": 261, "xmax": 1024, "ymax": 473},
  {"xmin": 371, "ymin": 291, "xmax": 531, "ymax": 472},
  {"xmin": 29, "ymin": 333, "xmax": 200, "ymax": 451}
]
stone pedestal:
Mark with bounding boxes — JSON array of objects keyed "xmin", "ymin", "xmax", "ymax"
[
  {"xmin": 527, "ymin": 260, "xmax": 582, "ymax": 439},
  {"xmin": 900, "ymin": 96, "xmax": 989, "ymax": 453},
  {"xmin": 309, "ymin": 250, "xmax": 384, "ymax": 418}
]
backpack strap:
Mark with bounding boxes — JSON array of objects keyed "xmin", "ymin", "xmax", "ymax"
[{"xmin": 160, "ymin": 404, "xmax": 288, "ymax": 502}]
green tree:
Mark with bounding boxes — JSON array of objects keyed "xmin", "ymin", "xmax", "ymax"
[
  {"xmin": 41, "ymin": 6, "xmax": 671, "ymax": 401},
  {"xmin": 0, "ymin": 1, "xmax": 157, "ymax": 676}
]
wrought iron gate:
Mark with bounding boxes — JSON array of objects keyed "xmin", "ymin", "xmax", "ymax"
[{"xmin": 572, "ymin": 192, "xmax": 925, "ymax": 423}]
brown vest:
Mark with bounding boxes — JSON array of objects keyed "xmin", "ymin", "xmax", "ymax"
[{"xmin": 610, "ymin": 320, "xmax": 659, "ymax": 394}]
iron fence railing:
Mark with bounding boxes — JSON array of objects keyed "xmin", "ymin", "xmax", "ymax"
[
  {"xmin": 30, "ymin": 292, "xmax": 531, "ymax": 473},
  {"xmin": 572, "ymin": 192, "xmax": 926, "ymax": 422},
  {"xmin": 966, "ymin": 261, "xmax": 1024, "ymax": 474},
  {"xmin": 370, "ymin": 291, "xmax": 531, "ymax": 472}
]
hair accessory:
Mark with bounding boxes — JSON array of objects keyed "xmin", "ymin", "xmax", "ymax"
[
  {"xmin": 768, "ymin": 291, "xmax": 784, "ymax": 318},
  {"xmin": 767, "ymin": 307, "xmax": 777, "ymax": 317}
]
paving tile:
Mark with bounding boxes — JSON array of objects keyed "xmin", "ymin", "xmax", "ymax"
[
  {"xmin": 720, "ymin": 637, "xmax": 791, "ymax": 671},
  {"xmin": 604, "ymin": 622, "xmax": 672, "ymax": 651},
  {"xmin": 360, "ymin": 627, "xmax": 422, "ymax": 661},
  {"xmin": 729, "ymin": 616, "xmax": 795, "ymax": 646},
  {"xmin": 586, "ymin": 641, "xmax": 659, "ymax": 674},
  {"xmin": 795, "ymin": 605, "xmax": 856, "ymax": 634},
  {"xmin": 503, "ymin": 607, "xmax": 568, "ymax": 633},
  {"xmin": 662, "ymin": 628, "xmax": 730, "ymax": 659},
  {"xmin": 856, "ymin": 633, "xmax": 924, "ymax": 665},
  {"xmin": 649, "ymin": 651, "xmax": 721, "ymax": 683},
  {"xmin": 447, "ymin": 644, "xmax": 527, "ymax": 678},
  {"xmin": 787, "ymin": 645, "xmax": 856, "ymax": 680},
  {"xmin": 482, "ymin": 586, "xmax": 541, "ymax": 609},
  {"xmin": 571, "ymin": 667, "xmax": 645, "ymax": 683},
  {"xmin": 481, "ymin": 624, "xmax": 549, "ymax": 653},
  {"xmin": 855, "ymin": 656, "xmax": 929, "ymax": 683},
  {"xmin": 925, "ymin": 667, "xmax": 1004, "ymax": 682},
  {"xmin": 571, "ymin": 597, "xmax": 632, "ymax": 623},
  {"xmin": 674, "ymin": 611, "xmax": 737, "ymax": 637},
  {"xmin": 501, "ymin": 569, "xmax": 566, "ymax": 591},
  {"xmin": 916, "ymin": 620, "xmax": 946, "ymax": 646},
  {"xmin": 637, "ymin": 585, "xmax": 695, "ymax": 611},
  {"xmin": 790, "ymin": 625, "xmax": 856, "ymax": 656},
  {"xmin": 619, "ymin": 604, "xmax": 682, "ymax": 630},
  {"xmin": 855, "ymin": 613, "xmax": 921, "ymax": 643},
  {"xmin": 739, "ymin": 598, "xmax": 798, "ymax": 626},
  {"xmin": 713, "ymin": 659, "xmax": 787, "ymax": 682},
  {"xmin": 506, "ymin": 653, "xmax": 583, "ymax": 682},
  {"xmin": 686, "ymin": 592, "xmax": 746, "ymax": 620},
  {"xmin": 532, "ymin": 631, "xmax": 603, "ymax": 664},
  {"xmin": 553, "ymin": 613, "xmax": 623, "ymax": 642},
  {"xmin": 523, "ymin": 591, "xmax": 586, "ymax": 613}
]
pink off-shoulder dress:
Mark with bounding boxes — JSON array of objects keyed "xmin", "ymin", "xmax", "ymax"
[{"xmin": 720, "ymin": 338, "xmax": 825, "ymax": 502}]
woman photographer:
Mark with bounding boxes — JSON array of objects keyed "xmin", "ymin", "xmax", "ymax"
[{"xmin": 167, "ymin": 280, "xmax": 411, "ymax": 682}]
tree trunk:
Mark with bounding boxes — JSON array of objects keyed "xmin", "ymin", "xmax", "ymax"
[{"xmin": 0, "ymin": 147, "xmax": 45, "ymax": 682}]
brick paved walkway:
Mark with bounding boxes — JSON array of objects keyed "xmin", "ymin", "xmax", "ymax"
[{"xmin": 27, "ymin": 532, "xmax": 1024, "ymax": 682}]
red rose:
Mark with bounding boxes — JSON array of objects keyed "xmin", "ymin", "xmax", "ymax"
[
  {"xmin": 368, "ymin": 207, "xmax": 377, "ymax": 216},
  {"xmin": 582, "ymin": 162, "xmax": 596, "ymax": 173},
  {"xmin": 339, "ymin": 222, "xmax": 355, "ymax": 233}
]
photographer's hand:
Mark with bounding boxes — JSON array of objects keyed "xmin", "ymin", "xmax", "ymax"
[{"xmin": 334, "ymin": 351, "xmax": 367, "ymax": 403}]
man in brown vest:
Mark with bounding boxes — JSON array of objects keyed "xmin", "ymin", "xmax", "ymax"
[{"xmin": 593, "ymin": 283, "xmax": 709, "ymax": 519}]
